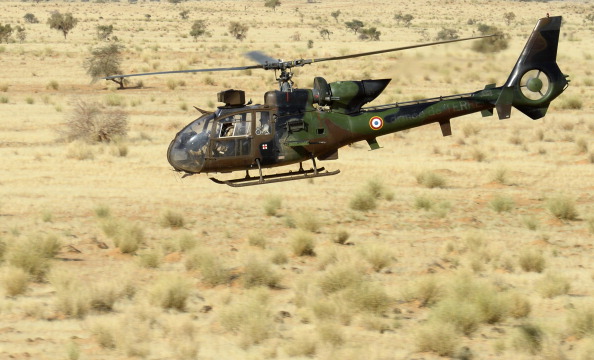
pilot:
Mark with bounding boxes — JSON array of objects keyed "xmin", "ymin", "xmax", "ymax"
[{"xmin": 256, "ymin": 113, "xmax": 270, "ymax": 135}]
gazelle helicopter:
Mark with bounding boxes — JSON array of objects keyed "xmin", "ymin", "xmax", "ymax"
[{"xmin": 106, "ymin": 16, "xmax": 568, "ymax": 187}]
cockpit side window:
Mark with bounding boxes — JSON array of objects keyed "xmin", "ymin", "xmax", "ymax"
[
  {"xmin": 255, "ymin": 111, "xmax": 271, "ymax": 135},
  {"xmin": 216, "ymin": 113, "xmax": 252, "ymax": 138}
]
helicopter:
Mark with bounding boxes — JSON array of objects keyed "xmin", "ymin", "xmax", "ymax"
[{"xmin": 106, "ymin": 16, "xmax": 568, "ymax": 187}]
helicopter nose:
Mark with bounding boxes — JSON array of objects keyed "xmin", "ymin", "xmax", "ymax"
[{"xmin": 167, "ymin": 132, "xmax": 206, "ymax": 174}]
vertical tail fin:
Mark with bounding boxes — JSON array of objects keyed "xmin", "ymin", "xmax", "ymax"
[{"xmin": 499, "ymin": 16, "xmax": 568, "ymax": 120}]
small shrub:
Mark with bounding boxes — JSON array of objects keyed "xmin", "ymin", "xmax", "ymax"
[
  {"xmin": 522, "ymin": 215, "xmax": 539, "ymax": 231},
  {"xmin": 263, "ymin": 195, "xmax": 282, "ymax": 216},
  {"xmin": 318, "ymin": 263, "xmax": 363, "ymax": 295},
  {"xmin": 489, "ymin": 195, "xmax": 514, "ymax": 213},
  {"xmin": 219, "ymin": 293, "xmax": 274, "ymax": 347},
  {"xmin": 349, "ymin": 190, "xmax": 376, "ymax": 211},
  {"xmin": 25, "ymin": 97, "xmax": 34, "ymax": 105},
  {"xmin": 416, "ymin": 321, "xmax": 459, "ymax": 357},
  {"xmin": 185, "ymin": 249, "xmax": 231, "ymax": 286},
  {"xmin": 90, "ymin": 318, "xmax": 118, "ymax": 349},
  {"xmin": 295, "ymin": 212, "xmax": 322, "ymax": 233},
  {"xmin": 66, "ymin": 141, "xmax": 94, "ymax": 160},
  {"xmin": 1, "ymin": 266, "xmax": 29, "ymax": 296},
  {"xmin": 94, "ymin": 204, "xmax": 110, "ymax": 218},
  {"xmin": 568, "ymin": 304, "xmax": 594, "ymax": 339},
  {"xmin": 508, "ymin": 293, "xmax": 531, "ymax": 319},
  {"xmin": 178, "ymin": 233, "xmax": 199, "ymax": 252},
  {"xmin": 412, "ymin": 275, "xmax": 443, "ymax": 307},
  {"xmin": 547, "ymin": 195, "xmax": 579, "ymax": 220},
  {"xmin": 414, "ymin": 195, "xmax": 434, "ymax": 210},
  {"xmin": 63, "ymin": 99, "xmax": 128, "ymax": 143},
  {"xmin": 518, "ymin": 250, "xmax": 546, "ymax": 273},
  {"xmin": 0, "ymin": 96, "xmax": 8, "ymax": 104},
  {"xmin": 346, "ymin": 282, "xmax": 392, "ymax": 314},
  {"xmin": 416, "ymin": 171, "xmax": 446, "ymax": 188},
  {"xmin": 431, "ymin": 299, "xmax": 482, "ymax": 335},
  {"xmin": 360, "ymin": 244, "xmax": 392, "ymax": 272},
  {"xmin": 7, "ymin": 235, "xmax": 61, "ymax": 281},
  {"xmin": 137, "ymin": 249, "xmax": 162, "ymax": 268},
  {"xmin": 150, "ymin": 275, "xmax": 192, "ymax": 311},
  {"xmin": 102, "ymin": 220, "xmax": 143, "ymax": 254},
  {"xmin": 248, "ymin": 233, "xmax": 266, "ymax": 248},
  {"xmin": 537, "ymin": 273, "xmax": 571, "ymax": 298},
  {"xmin": 513, "ymin": 323, "xmax": 543, "ymax": 354},
  {"xmin": 317, "ymin": 322, "xmax": 345, "ymax": 346},
  {"xmin": 242, "ymin": 257, "xmax": 281, "ymax": 288},
  {"xmin": 331, "ymin": 229, "xmax": 350, "ymax": 244},
  {"xmin": 284, "ymin": 334, "xmax": 317, "ymax": 357},
  {"xmin": 270, "ymin": 249, "xmax": 288, "ymax": 265},
  {"xmin": 46, "ymin": 80, "xmax": 59, "ymax": 90},
  {"xmin": 50, "ymin": 271, "xmax": 91, "ymax": 318},
  {"xmin": 160, "ymin": 209, "xmax": 185, "ymax": 229},
  {"xmin": 365, "ymin": 179, "xmax": 394, "ymax": 200},
  {"xmin": 559, "ymin": 96, "xmax": 583, "ymax": 110},
  {"xmin": 109, "ymin": 141, "xmax": 128, "ymax": 157},
  {"xmin": 291, "ymin": 230, "xmax": 315, "ymax": 256}
]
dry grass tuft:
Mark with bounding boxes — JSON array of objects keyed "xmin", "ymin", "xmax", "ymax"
[
  {"xmin": 219, "ymin": 291, "xmax": 274, "ymax": 348},
  {"xmin": 149, "ymin": 274, "xmax": 193, "ymax": 311},
  {"xmin": 160, "ymin": 209, "xmax": 185, "ymax": 229},
  {"xmin": 489, "ymin": 194, "xmax": 515, "ymax": 213},
  {"xmin": 185, "ymin": 248, "xmax": 232, "ymax": 286},
  {"xmin": 291, "ymin": 230, "xmax": 316, "ymax": 256},
  {"xmin": 568, "ymin": 303, "xmax": 594, "ymax": 339},
  {"xmin": 63, "ymin": 99, "xmax": 128, "ymax": 143},
  {"xmin": 416, "ymin": 170, "xmax": 447, "ymax": 188},
  {"xmin": 1, "ymin": 266, "xmax": 29, "ymax": 297},
  {"xmin": 416, "ymin": 321, "xmax": 460, "ymax": 357},
  {"xmin": 318, "ymin": 263, "xmax": 364, "ymax": 295},
  {"xmin": 7, "ymin": 234, "xmax": 61, "ymax": 281},
  {"xmin": 547, "ymin": 195, "xmax": 579, "ymax": 220},
  {"xmin": 537, "ymin": 272, "xmax": 571, "ymax": 298},
  {"xmin": 518, "ymin": 250, "xmax": 546, "ymax": 273},
  {"xmin": 263, "ymin": 195, "xmax": 282, "ymax": 216},
  {"xmin": 512, "ymin": 323, "xmax": 544, "ymax": 354},
  {"xmin": 242, "ymin": 256, "xmax": 281, "ymax": 289}
]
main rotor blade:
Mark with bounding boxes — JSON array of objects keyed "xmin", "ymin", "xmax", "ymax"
[
  {"xmin": 309, "ymin": 34, "xmax": 497, "ymax": 64},
  {"xmin": 103, "ymin": 64, "xmax": 262, "ymax": 80},
  {"xmin": 245, "ymin": 51, "xmax": 278, "ymax": 65}
]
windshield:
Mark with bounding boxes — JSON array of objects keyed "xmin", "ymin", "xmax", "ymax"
[{"xmin": 167, "ymin": 114, "xmax": 214, "ymax": 173}]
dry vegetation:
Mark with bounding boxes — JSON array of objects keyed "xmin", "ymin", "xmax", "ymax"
[{"xmin": 0, "ymin": 0, "xmax": 593, "ymax": 359}]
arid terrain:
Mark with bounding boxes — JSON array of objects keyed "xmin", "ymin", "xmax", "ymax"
[{"xmin": 0, "ymin": 0, "xmax": 593, "ymax": 359}]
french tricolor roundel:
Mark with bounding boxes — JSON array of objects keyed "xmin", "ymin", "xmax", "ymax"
[{"xmin": 369, "ymin": 116, "xmax": 383, "ymax": 130}]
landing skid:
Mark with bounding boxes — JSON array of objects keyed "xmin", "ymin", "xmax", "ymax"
[{"xmin": 209, "ymin": 158, "xmax": 340, "ymax": 187}]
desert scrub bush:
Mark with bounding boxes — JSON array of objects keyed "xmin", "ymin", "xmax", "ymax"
[
  {"xmin": 108, "ymin": 140, "xmax": 128, "ymax": 157},
  {"xmin": 46, "ymin": 80, "xmax": 59, "ymax": 90},
  {"xmin": 462, "ymin": 123, "xmax": 480, "ymax": 137},
  {"xmin": 185, "ymin": 249, "xmax": 231, "ymax": 286},
  {"xmin": 111, "ymin": 222, "xmax": 144, "ymax": 254},
  {"xmin": 318, "ymin": 263, "xmax": 364, "ymax": 295},
  {"xmin": 84, "ymin": 43, "xmax": 125, "ymax": 84},
  {"xmin": 137, "ymin": 249, "xmax": 162, "ymax": 268},
  {"xmin": 492, "ymin": 167, "xmax": 509, "ymax": 184},
  {"xmin": 547, "ymin": 195, "xmax": 579, "ymax": 220},
  {"xmin": 104, "ymin": 93, "xmax": 125, "ymax": 107},
  {"xmin": 349, "ymin": 190, "xmax": 377, "ymax": 211},
  {"xmin": 63, "ymin": 99, "xmax": 128, "ymax": 143},
  {"xmin": 49, "ymin": 271, "xmax": 91, "ymax": 318},
  {"xmin": 430, "ymin": 298, "xmax": 482, "ymax": 335},
  {"xmin": 160, "ymin": 209, "xmax": 185, "ymax": 229},
  {"xmin": 291, "ymin": 230, "xmax": 315, "ymax": 256},
  {"xmin": 94, "ymin": 204, "xmax": 110, "ymax": 218},
  {"xmin": 65, "ymin": 140, "xmax": 94, "ymax": 160},
  {"xmin": 262, "ymin": 195, "xmax": 282, "ymax": 216},
  {"xmin": 295, "ymin": 211, "xmax": 322, "ymax": 233},
  {"xmin": 178, "ymin": 233, "xmax": 199, "ymax": 252},
  {"xmin": 0, "ymin": 95, "xmax": 8, "ymax": 104},
  {"xmin": 415, "ymin": 321, "xmax": 459, "ymax": 357},
  {"xmin": 219, "ymin": 291, "xmax": 274, "ymax": 347},
  {"xmin": 331, "ymin": 229, "xmax": 350, "ymax": 244},
  {"xmin": 489, "ymin": 194, "xmax": 514, "ymax": 213},
  {"xmin": 414, "ymin": 194, "xmax": 434, "ymax": 210},
  {"xmin": 567, "ymin": 304, "xmax": 594, "ymax": 339},
  {"xmin": 248, "ymin": 233, "xmax": 266, "ymax": 248},
  {"xmin": 284, "ymin": 333, "xmax": 317, "ymax": 357},
  {"xmin": 360, "ymin": 243, "xmax": 392, "ymax": 272},
  {"xmin": 507, "ymin": 293, "xmax": 531, "ymax": 319},
  {"xmin": 518, "ymin": 249, "xmax": 546, "ymax": 273},
  {"xmin": 1, "ymin": 266, "xmax": 29, "ymax": 296},
  {"xmin": 316, "ymin": 322, "xmax": 345, "ymax": 346},
  {"xmin": 270, "ymin": 249, "xmax": 288, "ymax": 265},
  {"xmin": 537, "ymin": 272, "xmax": 571, "ymax": 298},
  {"xmin": 522, "ymin": 215, "xmax": 540, "ymax": 231},
  {"xmin": 345, "ymin": 282, "xmax": 392, "ymax": 314},
  {"xmin": 365, "ymin": 178, "xmax": 394, "ymax": 201},
  {"xmin": 242, "ymin": 257, "xmax": 281, "ymax": 288},
  {"xmin": 149, "ymin": 274, "xmax": 192, "ymax": 311},
  {"xmin": 7, "ymin": 234, "xmax": 61, "ymax": 281},
  {"xmin": 558, "ymin": 95, "xmax": 583, "ymax": 110},
  {"xmin": 407, "ymin": 275, "xmax": 444, "ymax": 307},
  {"xmin": 512, "ymin": 323, "xmax": 544, "ymax": 355},
  {"xmin": 416, "ymin": 170, "xmax": 446, "ymax": 188}
]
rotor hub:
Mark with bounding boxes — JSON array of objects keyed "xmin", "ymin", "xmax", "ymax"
[{"xmin": 526, "ymin": 77, "xmax": 543, "ymax": 92}]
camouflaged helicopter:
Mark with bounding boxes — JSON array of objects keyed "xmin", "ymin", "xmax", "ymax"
[{"xmin": 106, "ymin": 16, "xmax": 568, "ymax": 187}]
